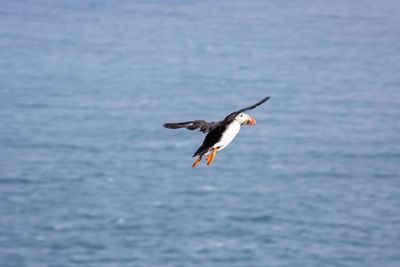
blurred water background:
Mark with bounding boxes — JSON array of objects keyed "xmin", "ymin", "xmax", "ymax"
[{"xmin": 1, "ymin": 0, "xmax": 400, "ymax": 266}]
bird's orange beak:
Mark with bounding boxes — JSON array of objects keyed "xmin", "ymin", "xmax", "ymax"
[{"xmin": 246, "ymin": 117, "xmax": 256, "ymax": 125}]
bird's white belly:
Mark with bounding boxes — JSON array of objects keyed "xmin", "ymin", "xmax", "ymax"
[{"xmin": 204, "ymin": 121, "xmax": 241, "ymax": 155}]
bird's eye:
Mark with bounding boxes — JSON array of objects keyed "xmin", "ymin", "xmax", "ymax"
[{"xmin": 240, "ymin": 114, "xmax": 243, "ymax": 117}]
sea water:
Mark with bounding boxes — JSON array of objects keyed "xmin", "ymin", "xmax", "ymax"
[{"xmin": 1, "ymin": 1, "xmax": 399, "ymax": 266}]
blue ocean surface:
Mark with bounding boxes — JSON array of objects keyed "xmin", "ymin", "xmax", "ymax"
[{"xmin": 1, "ymin": 0, "xmax": 400, "ymax": 266}]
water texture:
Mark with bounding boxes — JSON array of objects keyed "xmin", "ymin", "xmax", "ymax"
[{"xmin": 1, "ymin": 1, "xmax": 400, "ymax": 266}]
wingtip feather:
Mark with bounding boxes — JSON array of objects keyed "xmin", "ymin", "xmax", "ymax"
[
  {"xmin": 164, "ymin": 122, "xmax": 189, "ymax": 129},
  {"xmin": 263, "ymin": 96, "xmax": 270, "ymax": 102},
  {"xmin": 163, "ymin": 123, "xmax": 176, "ymax": 129}
]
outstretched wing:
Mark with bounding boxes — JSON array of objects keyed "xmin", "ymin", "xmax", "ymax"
[
  {"xmin": 163, "ymin": 120, "xmax": 219, "ymax": 133},
  {"xmin": 223, "ymin": 96, "xmax": 270, "ymax": 123},
  {"xmin": 163, "ymin": 97, "xmax": 270, "ymax": 133}
]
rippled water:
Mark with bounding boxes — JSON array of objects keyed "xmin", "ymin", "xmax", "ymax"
[{"xmin": 1, "ymin": 1, "xmax": 400, "ymax": 266}]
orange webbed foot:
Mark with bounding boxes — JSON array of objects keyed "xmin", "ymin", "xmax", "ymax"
[
  {"xmin": 192, "ymin": 156, "xmax": 202, "ymax": 168},
  {"xmin": 206, "ymin": 148, "xmax": 218, "ymax": 166}
]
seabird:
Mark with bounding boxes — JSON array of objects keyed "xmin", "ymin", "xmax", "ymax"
[{"xmin": 164, "ymin": 96, "xmax": 270, "ymax": 167}]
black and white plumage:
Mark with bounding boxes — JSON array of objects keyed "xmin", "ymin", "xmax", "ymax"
[{"xmin": 164, "ymin": 96, "xmax": 270, "ymax": 167}]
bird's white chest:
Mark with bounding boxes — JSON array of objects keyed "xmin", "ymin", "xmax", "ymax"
[{"xmin": 214, "ymin": 121, "xmax": 241, "ymax": 151}]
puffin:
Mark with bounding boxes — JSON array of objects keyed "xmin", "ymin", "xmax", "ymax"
[{"xmin": 163, "ymin": 96, "xmax": 270, "ymax": 167}]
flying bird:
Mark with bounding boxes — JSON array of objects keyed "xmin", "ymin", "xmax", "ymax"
[{"xmin": 164, "ymin": 96, "xmax": 270, "ymax": 167}]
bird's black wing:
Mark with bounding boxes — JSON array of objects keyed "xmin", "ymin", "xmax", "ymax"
[
  {"xmin": 223, "ymin": 96, "xmax": 270, "ymax": 123},
  {"xmin": 163, "ymin": 120, "xmax": 220, "ymax": 133},
  {"xmin": 164, "ymin": 97, "xmax": 270, "ymax": 133}
]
